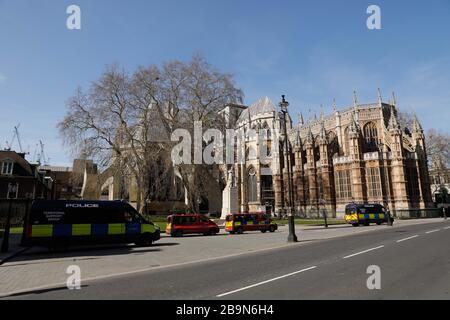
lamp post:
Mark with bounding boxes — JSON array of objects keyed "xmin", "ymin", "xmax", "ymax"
[
  {"xmin": 279, "ymin": 95, "xmax": 298, "ymax": 243},
  {"xmin": 1, "ymin": 183, "xmax": 18, "ymax": 253}
]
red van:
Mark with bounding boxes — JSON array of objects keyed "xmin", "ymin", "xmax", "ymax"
[
  {"xmin": 166, "ymin": 214, "xmax": 220, "ymax": 237},
  {"xmin": 225, "ymin": 213, "xmax": 277, "ymax": 234}
]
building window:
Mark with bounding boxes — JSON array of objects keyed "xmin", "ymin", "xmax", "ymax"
[
  {"xmin": 366, "ymin": 167, "xmax": 382, "ymax": 198},
  {"xmin": 248, "ymin": 167, "xmax": 258, "ymax": 202},
  {"xmin": 343, "ymin": 127, "xmax": 350, "ymax": 155},
  {"xmin": 364, "ymin": 122, "xmax": 379, "ymax": 152},
  {"xmin": 335, "ymin": 170, "xmax": 352, "ymax": 200},
  {"xmin": 1, "ymin": 160, "xmax": 14, "ymax": 175},
  {"xmin": 407, "ymin": 167, "xmax": 420, "ymax": 200}
]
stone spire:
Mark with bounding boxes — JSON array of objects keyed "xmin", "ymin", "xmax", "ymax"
[
  {"xmin": 333, "ymin": 98, "xmax": 337, "ymax": 112},
  {"xmin": 298, "ymin": 112, "xmax": 304, "ymax": 126},
  {"xmin": 295, "ymin": 128, "xmax": 302, "ymax": 149},
  {"xmin": 391, "ymin": 91, "xmax": 397, "ymax": 107},
  {"xmin": 320, "ymin": 104, "xmax": 325, "ymax": 120},
  {"xmin": 306, "ymin": 126, "xmax": 314, "ymax": 145},
  {"xmin": 349, "ymin": 112, "xmax": 360, "ymax": 137},
  {"xmin": 377, "ymin": 88, "xmax": 383, "ymax": 105},
  {"xmin": 353, "ymin": 90, "xmax": 358, "ymax": 108},
  {"xmin": 353, "ymin": 91, "xmax": 360, "ymax": 122},
  {"xmin": 412, "ymin": 113, "xmax": 423, "ymax": 133},
  {"xmin": 319, "ymin": 120, "xmax": 327, "ymax": 143},
  {"xmin": 388, "ymin": 105, "xmax": 401, "ymax": 131}
]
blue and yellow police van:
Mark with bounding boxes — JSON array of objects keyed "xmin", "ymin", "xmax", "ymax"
[
  {"xmin": 22, "ymin": 200, "xmax": 160, "ymax": 250},
  {"xmin": 345, "ymin": 203, "xmax": 393, "ymax": 227}
]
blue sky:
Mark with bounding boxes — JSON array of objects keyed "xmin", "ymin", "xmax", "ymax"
[{"xmin": 1, "ymin": 0, "xmax": 449, "ymax": 165}]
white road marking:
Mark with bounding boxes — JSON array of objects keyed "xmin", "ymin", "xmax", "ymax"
[
  {"xmin": 216, "ymin": 266, "xmax": 317, "ymax": 298},
  {"xmin": 425, "ymin": 229, "xmax": 440, "ymax": 234},
  {"xmin": 444, "ymin": 226, "xmax": 450, "ymax": 230},
  {"xmin": 343, "ymin": 246, "xmax": 385, "ymax": 259},
  {"xmin": 396, "ymin": 235, "xmax": 419, "ymax": 243},
  {"xmin": 0, "ymin": 242, "xmax": 303, "ymax": 298}
]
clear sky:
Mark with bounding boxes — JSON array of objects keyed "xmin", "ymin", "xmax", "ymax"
[{"xmin": 1, "ymin": 0, "xmax": 449, "ymax": 165}]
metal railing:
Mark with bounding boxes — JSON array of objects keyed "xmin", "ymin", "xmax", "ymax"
[{"xmin": 394, "ymin": 208, "xmax": 441, "ymax": 219}]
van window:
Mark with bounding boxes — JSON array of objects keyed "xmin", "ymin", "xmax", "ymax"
[
  {"xmin": 173, "ymin": 216, "xmax": 196, "ymax": 225},
  {"xmin": 244, "ymin": 215, "xmax": 254, "ymax": 222},
  {"xmin": 173, "ymin": 216, "xmax": 183, "ymax": 224},
  {"xmin": 188, "ymin": 216, "xmax": 197, "ymax": 224}
]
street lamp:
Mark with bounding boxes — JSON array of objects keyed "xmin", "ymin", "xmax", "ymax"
[{"xmin": 279, "ymin": 95, "xmax": 298, "ymax": 243}]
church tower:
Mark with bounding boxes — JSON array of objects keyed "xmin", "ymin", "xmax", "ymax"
[{"xmin": 388, "ymin": 104, "xmax": 410, "ymax": 210}]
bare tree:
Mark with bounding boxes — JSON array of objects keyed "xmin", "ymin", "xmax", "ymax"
[
  {"xmin": 397, "ymin": 111, "xmax": 415, "ymax": 132},
  {"xmin": 426, "ymin": 129, "xmax": 450, "ymax": 196},
  {"xmin": 59, "ymin": 65, "xmax": 170, "ymax": 212},
  {"xmin": 59, "ymin": 56, "xmax": 243, "ymax": 214},
  {"xmin": 135, "ymin": 56, "xmax": 244, "ymax": 213},
  {"xmin": 426, "ymin": 129, "xmax": 450, "ymax": 167}
]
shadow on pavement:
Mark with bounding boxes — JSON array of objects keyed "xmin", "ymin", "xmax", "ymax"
[
  {"xmin": 164, "ymin": 233, "xmax": 228, "ymax": 239},
  {"xmin": 5, "ymin": 285, "xmax": 90, "ymax": 298},
  {"xmin": 5, "ymin": 242, "xmax": 180, "ymax": 265},
  {"xmin": 301, "ymin": 225, "xmax": 355, "ymax": 231}
]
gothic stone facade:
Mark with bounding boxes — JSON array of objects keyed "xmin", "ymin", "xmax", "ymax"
[{"xmin": 221, "ymin": 95, "xmax": 433, "ymax": 219}]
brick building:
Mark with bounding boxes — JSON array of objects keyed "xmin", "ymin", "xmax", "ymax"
[{"xmin": 0, "ymin": 150, "xmax": 51, "ymax": 200}]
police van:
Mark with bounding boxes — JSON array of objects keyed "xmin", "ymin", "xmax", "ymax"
[
  {"xmin": 22, "ymin": 200, "xmax": 160, "ymax": 250},
  {"xmin": 344, "ymin": 203, "xmax": 393, "ymax": 227}
]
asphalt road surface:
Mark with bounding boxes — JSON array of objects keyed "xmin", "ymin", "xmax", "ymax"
[{"xmin": 5, "ymin": 220, "xmax": 450, "ymax": 300}]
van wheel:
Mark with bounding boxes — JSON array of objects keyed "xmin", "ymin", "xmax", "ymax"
[
  {"xmin": 174, "ymin": 229, "xmax": 183, "ymax": 237},
  {"xmin": 269, "ymin": 226, "xmax": 276, "ymax": 233},
  {"xmin": 208, "ymin": 229, "xmax": 218, "ymax": 236},
  {"xmin": 136, "ymin": 233, "xmax": 153, "ymax": 247},
  {"xmin": 50, "ymin": 239, "xmax": 69, "ymax": 252}
]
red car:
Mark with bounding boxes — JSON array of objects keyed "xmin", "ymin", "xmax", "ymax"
[{"xmin": 166, "ymin": 214, "xmax": 220, "ymax": 237}]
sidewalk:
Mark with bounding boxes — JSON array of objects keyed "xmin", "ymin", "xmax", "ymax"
[
  {"xmin": 0, "ymin": 218, "xmax": 447, "ymax": 298},
  {"xmin": 0, "ymin": 234, "xmax": 28, "ymax": 265}
]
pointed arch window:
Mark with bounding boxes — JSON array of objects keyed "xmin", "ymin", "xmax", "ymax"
[
  {"xmin": 344, "ymin": 127, "xmax": 350, "ymax": 156},
  {"xmin": 262, "ymin": 122, "xmax": 272, "ymax": 139},
  {"xmin": 364, "ymin": 122, "xmax": 379, "ymax": 152}
]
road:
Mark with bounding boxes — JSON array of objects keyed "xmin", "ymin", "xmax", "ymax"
[{"xmin": 4, "ymin": 220, "xmax": 450, "ymax": 300}]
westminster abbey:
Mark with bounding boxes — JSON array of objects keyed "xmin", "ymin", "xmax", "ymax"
[{"xmin": 220, "ymin": 92, "xmax": 434, "ymax": 218}]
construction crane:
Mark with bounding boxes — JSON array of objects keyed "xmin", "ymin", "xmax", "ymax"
[
  {"xmin": 5, "ymin": 124, "xmax": 24, "ymax": 152},
  {"xmin": 35, "ymin": 140, "xmax": 50, "ymax": 165}
]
